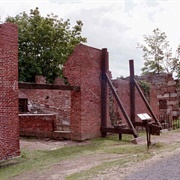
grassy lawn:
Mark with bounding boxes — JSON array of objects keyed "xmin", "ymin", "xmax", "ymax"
[{"xmin": 0, "ymin": 130, "xmax": 180, "ymax": 180}]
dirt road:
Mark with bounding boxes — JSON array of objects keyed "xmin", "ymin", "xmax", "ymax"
[{"xmin": 12, "ymin": 131, "xmax": 180, "ymax": 180}]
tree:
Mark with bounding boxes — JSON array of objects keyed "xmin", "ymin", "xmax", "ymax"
[
  {"xmin": 6, "ymin": 7, "xmax": 87, "ymax": 83},
  {"xmin": 138, "ymin": 28, "xmax": 177, "ymax": 75}
]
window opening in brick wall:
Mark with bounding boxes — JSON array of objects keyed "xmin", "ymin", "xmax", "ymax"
[
  {"xmin": 19, "ymin": 98, "xmax": 28, "ymax": 112},
  {"xmin": 159, "ymin": 100, "xmax": 167, "ymax": 109}
]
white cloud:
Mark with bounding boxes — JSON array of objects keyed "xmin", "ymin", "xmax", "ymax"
[{"xmin": 1, "ymin": 0, "xmax": 180, "ymax": 78}]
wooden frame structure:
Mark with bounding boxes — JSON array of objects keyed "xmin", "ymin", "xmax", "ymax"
[
  {"xmin": 129, "ymin": 60, "xmax": 162, "ymax": 129},
  {"xmin": 100, "ymin": 50, "xmax": 138, "ymax": 139},
  {"xmin": 100, "ymin": 53, "xmax": 162, "ymax": 140}
]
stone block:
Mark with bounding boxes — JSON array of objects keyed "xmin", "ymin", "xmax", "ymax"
[
  {"xmin": 160, "ymin": 129, "xmax": 169, "ymax": 133},
  {"xmin": 35, "ymin": 75, "xmax": 46, "ymax": 84},
  {"xmin": 163, "ymin": 93, "xmax": 170, "ymax": 98},
  {"xmin": 130, "ymin": 136, "xmax": 146, "ymax": 144},
  {"xmin": 170, "ymin": 93, "xmax": 177, "ymax": 97},
  {"xmin": 167, "ymin": 81, "xmax": 176, "ymax": 86},
  {"xmin": 157, "ymin": 94, "xmax": 163, "ymax": 98},
  {"xmin": 167, "ymin": 100, "xmax": 177, "ymax": 106},
  {"xmin": 53, "ymin": 77, "xmax": 65, "ymax": 85},
  {"xmin": 172, "ymin": 111, "xmax": 178, "ymax": 116}
]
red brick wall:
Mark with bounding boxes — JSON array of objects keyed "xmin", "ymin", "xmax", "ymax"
[
  {"xmin": 0, "ymin": 23, "xmax": 20, "ymax": 161},
  {"xmin": 138, "ymin": 73, "xmax": 178, "ymax": 120},
  {"xmin": 63, "ymin": 44, "xmax": 102, "ymax": 140},
  {"xmin": 19, "ymin": 114, "xmax": 56, "ymax": 138},
  {"xmin": 112, "ymin": 79, "xmax": 159, "ymax": 125},
  {"xmin": 149, "ymin": 87, "xmax": 159, "ymax": 117},
  {"xmin": 63, "ymin": 44, "xmax": 159, "ymax": 140},
  {"xmin": 19, "ymin": 89, "xmax": 71, "ymax": 128}
]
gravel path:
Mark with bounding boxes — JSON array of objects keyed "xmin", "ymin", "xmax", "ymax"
[{"xmin": 125, "ymin": 151, "xmax": 180, "ymax": 180}]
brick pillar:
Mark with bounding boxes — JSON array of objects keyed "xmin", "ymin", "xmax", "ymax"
[
  {"xmin": 70, "ymin": 91, "xmax": 82, "ymax": 140},
  {"xmin": 0, "ymin": 23, "xmax": 20, "ymax": 160}
]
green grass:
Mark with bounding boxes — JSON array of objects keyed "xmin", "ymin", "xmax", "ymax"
[
  {"xmin": 0, "ymin": 135, "xmax": 128, "ymax": 179},
  {"xmin": 66, "ymin": 141, "xmax": 165, "ymax": 180},
  {"xmin": 0, "ymin": 131, "xmax": 179, "ymax": 180}
]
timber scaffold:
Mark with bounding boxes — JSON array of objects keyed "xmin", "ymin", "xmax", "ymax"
[{"xmin": 100, "ymin": 49, "xmax": 162, "ymax": 142}]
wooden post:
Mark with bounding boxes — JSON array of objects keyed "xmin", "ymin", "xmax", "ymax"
[
  {"xmin": 101, "ymin": 48, "xmax": 108, "ymax": 138},
  {"xmin": 129, "ymin": 60, "xmax": 135, "ymax": 122}
]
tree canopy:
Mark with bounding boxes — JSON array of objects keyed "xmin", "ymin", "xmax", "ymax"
[
  {"xmin": 6, "ymin": 7, "xmax": 87, "ymax": 83},
  {"xmin": 138, "ymin": 28, "xmax": 178, "ymax": 75}
]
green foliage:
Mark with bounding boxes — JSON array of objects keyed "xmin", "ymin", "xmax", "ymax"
[
  {"xmin": 173, "ymin": 118, "xmax": 180, "ymax": 129},
  {"xmin": 138, "ymin": 80, "xmax": 150, "ymax": 100},
  {"xmin": 174, "ymin": 45, "xmax": 180, "ymax": 79},
  {"xmin": 138, "ymin": 28, "xmax": 178, "ymax": 75},
  {"xmin": 6, "ymin": 7, "xmax": 86, "ymax": 83}
]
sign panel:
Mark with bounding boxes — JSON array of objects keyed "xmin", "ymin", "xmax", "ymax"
[{"xmin": 137, "ymin": 113, "xmax": 151, "ymax": 120}]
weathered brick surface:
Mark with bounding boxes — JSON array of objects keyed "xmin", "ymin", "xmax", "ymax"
[
  {"xmin": 63, "ymin": 44, "xmax": 102, "ymax": 140},
  {"xmin": 0, "ymin": 23, "xmax": 20, "ymax": 161},
  {"xmin": 149, "ymin": 87, "xmax": 159, "ymax": 116},
  {"xmin": 138, "ymin": 73, "xmax": 179, "ymax": 120},
  {"xmin": 112, "ymin": 79, "xmax": 159, "ymax": 124},
  {"xmin": 19, "ymin": 114, "xmax": 56, "ymax": 138},
  {"xmin": 35, "ymin": 75, "xmax": 46, "ymax": 84},
  {"xmin": 19, "ymin": 89, "xmax": 71, "ymax": 128}
]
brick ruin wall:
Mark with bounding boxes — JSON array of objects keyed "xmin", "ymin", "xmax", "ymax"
[
  {"xmin": 138, "ymin": 73, "xmax": 179, "ymax": 120},
  {"xmin": 63, "ymin": 44, "xmax": 105, "ymax": 140},
  {"xmin": 19, "ymin": 114, "xmax": 56, "ymax": 138},
  {"xmin": 112, "ymin": 79, "xmax": 159, "ymax": 125},
  {"xmin": 18, "ymin": 44, "xmax": 106, "ymax": 141},
  {"xmin": 1, "ymin": 23, "xmax": 177, "ymax": 157},
  {"xmin": 19, "ymin": 87, "xmax": 71, "ymax": 129},
  {"xmin": 18, "ymin": 44, "xmax": 162, "ymax": 140},
  {"xmin": 18, "ymin": 76, "xmax": 71, "ymax": 138},
  {"xmin": 0, "ymin": 23, "xmax": 20, "ymax": 161}
]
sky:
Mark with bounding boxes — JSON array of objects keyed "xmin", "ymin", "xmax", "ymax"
[{"xmin": 1, "ymin": 0, "xmax": 180, "ymax": 78}]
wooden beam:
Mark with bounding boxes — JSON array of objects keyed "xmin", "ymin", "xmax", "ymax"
[
  {"xmin": 129, "ymin": 60, "xmax": 135, "ymax": 122},
  {"xmin": 133, "ymin": 121, "xmax": 144, "ymax": 127},
  {"xmin": 18, "ymin": 83, "xmax": 80, "ymax": 91},
  {"xmin": 100, "ymin": 127, "xmax": 134, "ymax": 135},
  {"xmin": 101, "ymin": 48, "xmax": 108, "ymax": 137}
]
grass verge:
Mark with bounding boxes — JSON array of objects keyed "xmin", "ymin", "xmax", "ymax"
[{"xmin": 0, "ymin": 130, "xmax": 180, "ymax": 180}]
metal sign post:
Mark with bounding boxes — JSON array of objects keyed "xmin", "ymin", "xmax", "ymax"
[{"xmin": 137, "ymin": 113, "xmax": 152, "ymax": 148}]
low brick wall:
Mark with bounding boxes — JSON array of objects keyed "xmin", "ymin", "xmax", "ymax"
[{"xmin": 19, "ymin": 114, "xmax": 56, "ymax": 138}]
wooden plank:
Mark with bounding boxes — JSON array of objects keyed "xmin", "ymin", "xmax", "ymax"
[
  {"xmin": 18, "ymin": 83, "xmax": 80, "ymax": 91},
  {"xmin": 100, "ymin": 127, "xmax": 134, "ymax": 134},
  {"xmin": 133, "ymin": 121, "xmax": 144, "ymax": 127}
]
